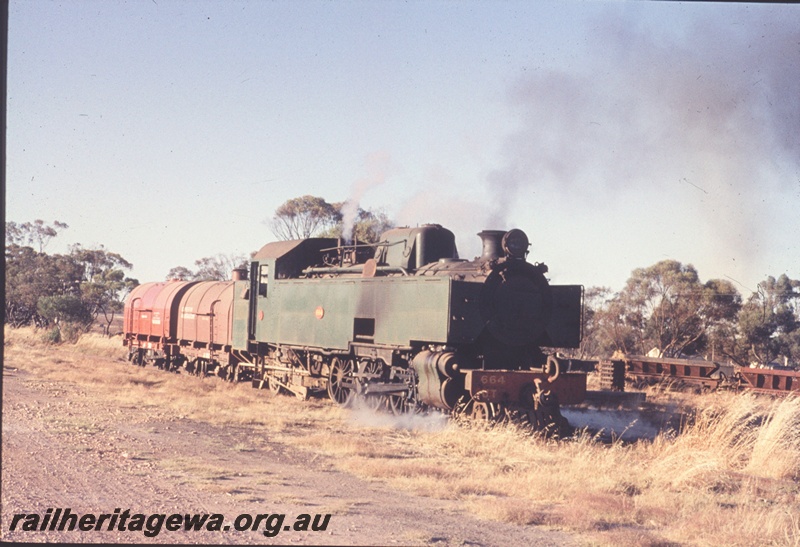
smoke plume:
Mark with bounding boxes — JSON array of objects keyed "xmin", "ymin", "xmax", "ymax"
[
  {"xmin": 341, "ymin": 151, "xmax": 391, "ymax": 243},
  {"xmin": 486, "ymin": 8, "xmax": 800, "ymax": 264}
]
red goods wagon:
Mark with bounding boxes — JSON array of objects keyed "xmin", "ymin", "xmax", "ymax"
[
  {"xmin": 175, "ymin": 281, "xmax": 236, "ymax": 356},
  {"xmin": 124, "ymin": 281, "xmax": 199, "ymax": 344}
]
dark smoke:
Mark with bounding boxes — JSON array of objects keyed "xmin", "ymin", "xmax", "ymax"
[{"xmin": 486, "ymin": 7, "xmax": 800, "ymax": 263}]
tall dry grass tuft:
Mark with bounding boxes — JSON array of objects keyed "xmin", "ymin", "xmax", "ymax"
[
  {"xmin": 649, "ymin": 393, "xmax": 800, "ymax": 489},
  {"xmin": 4, "ymin": 326, "xmax": 124, "ymax": 360},
  {"xmin": 73, "ymin": 332, "xmax": 128, "ymax": 360},
  {"xmin": 746, "ymin": 395, "xmax": 800, "ymax": 480},
  {"xmin": 4, "ymin": 325, "xmax": 42, "ymax": 347}
]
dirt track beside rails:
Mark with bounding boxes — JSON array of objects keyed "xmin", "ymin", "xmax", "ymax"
[{"xmin": 1, "ymin": 348, "xmax": 583, "ymax": 545}]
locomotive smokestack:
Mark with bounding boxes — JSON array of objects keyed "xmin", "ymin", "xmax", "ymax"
[
  {"xmin": 231, "ymin": 268, "xmax": 248, "ymax": 281},
  {"xmin": 477, "ymin": 230, "xmax": 505, "ymax": 261}
]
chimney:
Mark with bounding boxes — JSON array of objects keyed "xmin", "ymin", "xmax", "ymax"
[{"xmin": 477, "ymin": 230, "xmax": 505, "ymax": 261}]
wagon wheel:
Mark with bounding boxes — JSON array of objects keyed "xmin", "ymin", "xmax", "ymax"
[
  {"xmin": 227, "ymin": 363, "xmax": 239, "ymax": 383},
  {"xmin": 268, "ymin": 374, "xmax": 284, "ymax": 395},
  {"xmin": 327, "ymin": 357, "xmax": 355, "ymax": 406},
  {"xmin": 716, "ymin": 371, "xmax": 728, "ymax": 391}
]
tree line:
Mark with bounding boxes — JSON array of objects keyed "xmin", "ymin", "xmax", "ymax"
[
  {"xmin": 577, "ymin": 262, "xmax": 800, "ymax": 367},
  {"xmin": 5, "ymin": 221, "xmax": 138, "ymax": 340},
  {"xmin": 7, "ymin": 200, "xmax": 798, "ymax": 367}
]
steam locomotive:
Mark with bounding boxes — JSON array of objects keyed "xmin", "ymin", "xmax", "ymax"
[{"xmin": 123, "ymin": 224, "xmax": 587, "ymax": 430}]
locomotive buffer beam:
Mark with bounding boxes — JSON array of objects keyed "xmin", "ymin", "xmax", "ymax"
[{"xmin": 464, "ymin": 370, "xmax": 587, "ymax": 406}]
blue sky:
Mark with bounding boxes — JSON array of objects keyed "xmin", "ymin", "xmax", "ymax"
[{"xmin": 7, "ymin": 1, "xmax": 799, "ymax": 295}]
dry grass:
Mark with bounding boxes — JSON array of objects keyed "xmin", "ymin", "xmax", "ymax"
[{"xmin": 5, "ymin": 325, "xmax": 800, "ymax": 546}]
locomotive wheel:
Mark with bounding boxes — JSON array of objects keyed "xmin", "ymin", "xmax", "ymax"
[
  {"xmin": 387, "ymin": 394, "xmax": 407, "ymax": 415},
  {"xmin": 471, "ymin": 401, "xmax": 494, "ymax": 421},
  {"xmin": 327, "ymin": 357, "xmax": 355, "ymax": 406},
  {"xmin": 356, "ymin": 360, "xmax": 385, "ymax": 411},
  {"xmin": 358, "ymin": 359, "xmax": 383, "ymax": 379},
  {"xmin": 362, "ymin": 395, "xmax": 386, "ymax": 411},
  {"xmin": 387, "ymin": 394, "xmax": 423, "ymax": 415},
  {"xmin": 504, "ymin": 407, "xmax": 532, "ymax": 427}
]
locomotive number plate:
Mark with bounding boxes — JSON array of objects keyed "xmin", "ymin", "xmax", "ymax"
[{"xmin": 479, "ymin": 374, "xmax": 507, "ymax": 386}]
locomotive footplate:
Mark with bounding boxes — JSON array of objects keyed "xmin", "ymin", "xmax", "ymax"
[{"xmin": 463, "ymin": 370, "xmax": 587, "ymax": 406}]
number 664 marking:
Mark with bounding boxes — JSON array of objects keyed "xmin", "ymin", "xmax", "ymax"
[{"xmin": 480, "ymin": 375, "xmax": 507, "ymax": 385}]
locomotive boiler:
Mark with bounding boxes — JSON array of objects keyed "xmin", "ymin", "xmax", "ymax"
[{"xmin": 124, "ymin": 224, "xmax": 587, "ymax": 431}]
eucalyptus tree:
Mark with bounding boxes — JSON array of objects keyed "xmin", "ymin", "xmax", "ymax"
[
  {"xmin": 69, "ymin": 244, "xmax": 139, "ymax": 336},
  {"xmin": 269, "ymin": 195, "xmax": 341, "ymax": 240},
  {"xmin": 5, "ymin": 219, "xmax": 68, "ymax": 252},
  {"xmin": 738, "ymin": 274, "xmax": 800, "ymax": 366},
  {"xmin": 269, "ymin": 195, "xmax": 395, "ymax": 244},
  {"xmin": 591, "ymin": 260, "xmax": 741, "ymax": 358}
]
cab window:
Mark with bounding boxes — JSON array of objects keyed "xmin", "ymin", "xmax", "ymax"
[{"xmin": 259, "ymin": 264, "xmax": 269, "ymax": 297}]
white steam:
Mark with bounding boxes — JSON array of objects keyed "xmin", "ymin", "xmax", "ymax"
[
  {"xmin": 340, "ymin": 151, "xmax": 391, "ymax": 243},
  {"xmin": 561, "ymin": 408, "xmax": 665, "ymax": 442},
  {"xmin": 347, "ymin": 397, "xmax": 450, "ymax": 432}
]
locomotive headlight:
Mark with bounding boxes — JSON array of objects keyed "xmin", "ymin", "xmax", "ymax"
[{"xmin": 502, "ymin": 229, "xmax": 529, "ymax": 259}]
